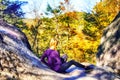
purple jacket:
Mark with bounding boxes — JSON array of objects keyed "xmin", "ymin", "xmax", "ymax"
[{"xmin": 41, "ymin": 48, "xmax": 62, "ymax": 72}]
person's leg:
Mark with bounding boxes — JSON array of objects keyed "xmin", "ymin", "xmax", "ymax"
[
  {"xmin": 59, "ymin": 60, "xmax": 86, "ymax": 73},
  {"xmin": 72, "ymin": 60, "xmax": 93, "ymax": 70},
  {"xmin": 71, "ymin": 60, "xmax": 86, "ymax": 68},
  {"xmin": 71, "ymin": 61, "xmax": 94, "ymax": 70}
]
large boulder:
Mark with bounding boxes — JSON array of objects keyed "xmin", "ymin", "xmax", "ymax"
[
  {"xmin": 0, "ymin": 19, "xmax": 119, "ymax": 80},
  {"xmin": 97, "ymin": 12, "xmax": 120, "ymax": 75},
  {"xmin": 0, "ymin": 19, "xmax": 68, "ymax": 80}
]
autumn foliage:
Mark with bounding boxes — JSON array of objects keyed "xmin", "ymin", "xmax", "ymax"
[
  {"xmin": 21, "ymin": 0, "xmax": 120, "ymax": 64},
  {"xmin": 1, "ymin": 0, "xmax": 120, "ymax": 64}
]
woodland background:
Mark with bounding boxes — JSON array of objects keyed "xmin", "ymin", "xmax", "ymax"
[{"xmin": 0, "ymin": 0, "xmax": 120, "ymax": 64}]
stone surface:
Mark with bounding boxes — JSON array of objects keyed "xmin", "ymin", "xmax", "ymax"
[
  {"xmin": 0, "ymin": 19, "xmax": 66, "ymax": 80},
  {"xmin": 0, "ymin": 18, "xmax": 119, "ymax": 80},
  {"xmin": 96, "ymin": 12, "xmax": 120, "ymax": 75}
]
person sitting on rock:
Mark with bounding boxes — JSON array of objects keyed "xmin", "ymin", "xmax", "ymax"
[{"xmin": 40, "ymin": 38, "xmax": 92, "ymax": 73}]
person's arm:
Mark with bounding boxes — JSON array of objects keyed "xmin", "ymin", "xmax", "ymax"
[
  {"xmin": 54, "ymin": 51, "xmax": 62, "ymax": 65},
  {"xmin": 55, "ymin": 55, "xmax": 62, "ymax": 65},
  {"xmin": 41, "ymin": 50, "xmax": 48, "ymax": 65}
]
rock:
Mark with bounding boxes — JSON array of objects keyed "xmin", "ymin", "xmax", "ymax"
[
  {"xmin": 0, "ymin": 18, "xmax": 119, "ymax": 80},
  {"xmin": 0, "ymin": 19, "xmax": 89, "ymax": 80},
  {"xmin": 0, "ymin": 19, "xmax": 68, "ymax": 80},
  {"xmin": 96, "ymin": 12, "xmax": 120, "ymax": 75},
  {"xmin": 0, "ymin": 19, "xmax": 32, "ymax": 51}
]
